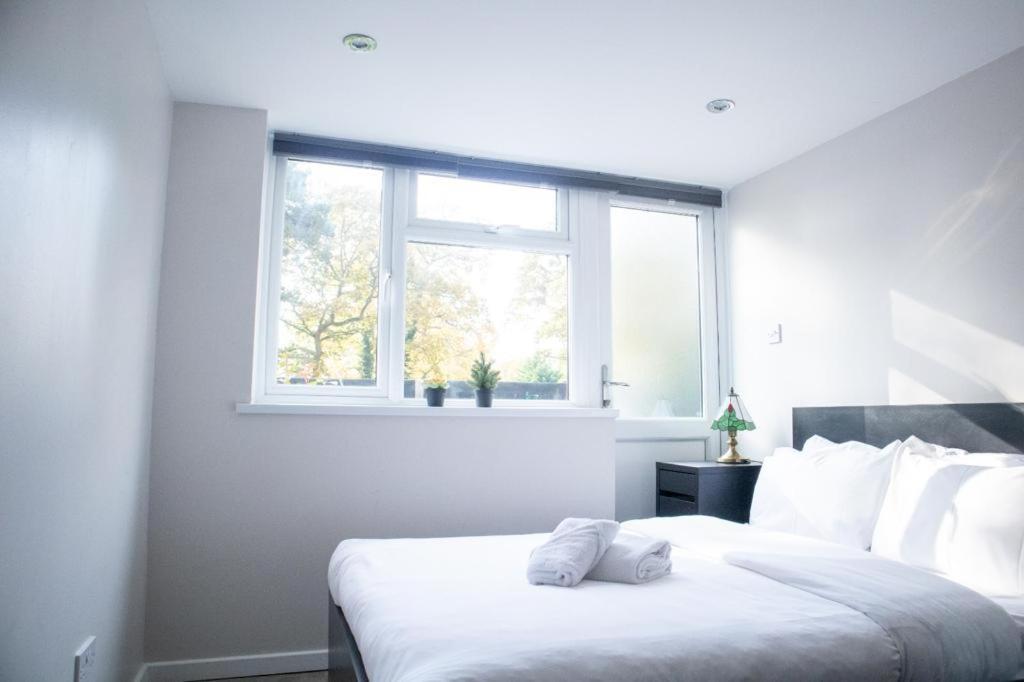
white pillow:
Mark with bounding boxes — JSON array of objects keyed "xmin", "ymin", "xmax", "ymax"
[
  {"xmin": 749, "ymin": 438, "xmax": 901, "ymax": 549},
  {"xmin": 872, "ymin": 447, "xmax": 1024, "ymax": 595},
  {"xmin": 802, "ymin": 435, "xmax": 837, "ymax": 452},
  {"xmin": 900, "ymin": 435, "xmax": 967, "ymax": 458},
  {"xmin": 902, "ymin": 435, "xmax": 1024, "ymax": 467},
  {"xmin": 869, "ymin": 448, "xmax": 966, "ymax": 571},
  {"xmin": 948, "ymin": 467, "xmax": 1024, "ymax": 595}
]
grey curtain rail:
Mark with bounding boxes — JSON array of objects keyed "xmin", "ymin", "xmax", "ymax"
[{"xmin": 272, "ymin": 132, "xmax": 723, "ymax": 207}]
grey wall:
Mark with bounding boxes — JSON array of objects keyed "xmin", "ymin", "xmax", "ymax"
[
  {"xmin": 726, "ymin": 47, "xmax": 1024, "ymax": 457},
  {"xmin": 145, "ymin": 103, "xmax": 616, "ymax": 662},
  {"xmin": 0, "ymin": 1, "xmax": 171, "ymax": 680}
]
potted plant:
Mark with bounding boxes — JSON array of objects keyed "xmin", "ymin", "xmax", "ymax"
[
  {"xmin": 424, "ymin": 377, "xmax": 448, "ymax": 407},
  {"xmin": 468, "ymin": 353, "xmax": 500, "ymax": 407}
]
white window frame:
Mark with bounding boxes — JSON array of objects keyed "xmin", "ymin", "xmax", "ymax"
[
  {"xmin": 408, "ymin": 171, "xmax": 570, "ymax": 242},
  {"xmin": 254, "ymin": 157, "xmax": 589, "ymax": 407},
  {"xmin": 602, "ymin": 196, "xmax": 723, "ymax": 440},
  {"xmin": 255, "ymin": 155, "xmax": 396, "ymax": 401},
  {"xmin": 390, "ymin": 168, "xmax": 583, "ymax": 408},
  {"xmin": 250, "ymin": 154, "xmax": 720, "ymax": 415}
]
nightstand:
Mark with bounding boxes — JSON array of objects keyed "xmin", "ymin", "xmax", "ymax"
[{"xmin": 656, "ymin": 461, "xmax": 762, "ymax": 523}]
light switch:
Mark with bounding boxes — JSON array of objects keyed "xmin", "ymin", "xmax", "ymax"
[
  {"xmin": 768, "ymin": 323, "xmax": 782, "ymax": 345},
  {"xmin": 74, "ymin": 636, "xmax": 96, "ymax": 682}
]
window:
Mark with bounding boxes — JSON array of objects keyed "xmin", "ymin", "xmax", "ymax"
[
  {"xmin": 272, "ymin": 160, "xmax": 386, "ymax": 394},
  {"xmin": 260, "ymin": 158, "xmax": 575, "ymax": 404},
  {"xmin": 257, "ymin": 154, "xmax": 718, "ymax": 411},
  {"xmin": 415, "ymin": 174, "xmax": 559, "ymax": 232},
  {"xmin": 610, "ymin": 205, "xmax": 703, "ymax": 417},
  {"xmin": 404, "ymin": 243, "xmax": 568, "ymax": 399}
]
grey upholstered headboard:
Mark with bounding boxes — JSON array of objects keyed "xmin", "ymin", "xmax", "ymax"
[{"xmin": 792, "ymin": 403, "xmax": 1024, "ymax": 454}]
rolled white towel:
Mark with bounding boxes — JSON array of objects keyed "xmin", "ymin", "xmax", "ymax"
[
  {"xmin": 587, "ymin": 531, "xmax": 672, "ymax": 584},
  {"xmin": 527, "ymin": 517, "xmax": 620, "ymax": 587}
]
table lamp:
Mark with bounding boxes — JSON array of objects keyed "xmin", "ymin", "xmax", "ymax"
[{"xmin": 710, "ymin": 387, "xmax": 756, "ymax": 464}]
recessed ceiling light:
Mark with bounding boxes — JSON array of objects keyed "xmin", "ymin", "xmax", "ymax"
[
  {"xmin": 706, "ymin": 99, "xmax": 735, "ymax": 114},
  {"xmin": 343, "ymin": 34, "xmax": 377, "ymax": 52}
]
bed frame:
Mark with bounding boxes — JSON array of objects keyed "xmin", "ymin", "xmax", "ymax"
[
  {"xmin": 329, "ymin": 401, "xmax": 1024, "ymax": 681},
  {"xmin": 329, "ymin": 594, "xmax": 369, "ymax": 682}
]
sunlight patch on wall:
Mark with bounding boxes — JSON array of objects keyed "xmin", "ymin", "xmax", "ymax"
[
  {"xmin": 890, "ymin": 290, "xmax": 1024, "ymax": 401},
  {"xmin": 887, "ymin": 367, "xmax": 947, "ymax": 404},
  {"xmin": 914, "ymin": 136, "xmax": 1022, "ymax": 276}
]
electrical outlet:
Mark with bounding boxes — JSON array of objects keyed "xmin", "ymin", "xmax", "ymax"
[
  {"xmin": 74, "ymin": 636, "xmax": 96, "ymax": 682},
  {"xmin": 768, "ymin": 323, "xmax": 782, "ymax": 345}
]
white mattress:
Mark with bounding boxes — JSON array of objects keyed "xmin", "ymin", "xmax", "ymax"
[{"xmin": 329, "ymin": 516, "xmax": 1024, "ymax": 682}]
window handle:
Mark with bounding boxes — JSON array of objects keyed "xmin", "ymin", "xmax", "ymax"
[
  {"xmin": 601, "ymin": 364, "xmax": 629, "ymax": 386},
  {"xmin": 601, "ymin": 364, "xmax": 629, "ymax": 408}
]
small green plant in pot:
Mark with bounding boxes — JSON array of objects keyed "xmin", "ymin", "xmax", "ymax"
[
  {"xmin": 468, "ymin": 353, "xmax": 500, "ymax": 407},
  {"xmin": 424, "ymin": 377, "xmax": 448, "ymax": 407}
]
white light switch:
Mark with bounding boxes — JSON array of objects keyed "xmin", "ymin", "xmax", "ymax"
[
  {"xmin": 74, "ymin": 636, "xmax": 96, "ymax": 682},
  {"xmin": 768, "ymin": 323, "xmax": 782, "ymax": 345}
]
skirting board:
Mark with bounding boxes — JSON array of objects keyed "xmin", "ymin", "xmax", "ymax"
[{"xmin": 139, "ymin": 649, "xmax": 329, "ymax": 682}]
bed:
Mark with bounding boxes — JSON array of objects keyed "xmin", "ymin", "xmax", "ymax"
[{"xmin": 327, "ymin": 402, "xmax": 1024, "ymax": 682}]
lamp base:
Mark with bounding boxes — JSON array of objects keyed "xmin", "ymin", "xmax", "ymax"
[
  {"xmin": 716, "ymin": 452, "xmax": 751, "ymax": 465},
  {"xmin": 717, "ymin": 431, "xmax": 750, "ymax": 465}
]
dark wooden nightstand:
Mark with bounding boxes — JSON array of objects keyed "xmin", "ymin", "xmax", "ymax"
[{"xmin": 656, "ymin": 461, "xmax": 762, "ymax": 523}]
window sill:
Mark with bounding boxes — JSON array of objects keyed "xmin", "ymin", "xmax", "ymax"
[{"xmin": 235, "ymin": 402, "xmax": 618, "ymax": 418}]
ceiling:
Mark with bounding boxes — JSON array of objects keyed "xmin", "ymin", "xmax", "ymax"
[{"xmin": 146, "ymin": 1, "xmax": 1024, "ymax": 189}]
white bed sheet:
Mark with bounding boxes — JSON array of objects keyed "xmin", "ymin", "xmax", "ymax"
[
  {"xmin": 995, "ymin": 595, "xmax": 1024, "ymax": 630},
  {"xmin": 331, "ymin": 517, "xmax": 904, "ymax": 682},
  {"xmin": 990, "ymin": 595, "xmax": 1024, "ymax": 680},
  {"xmin": 329, "ymin": 516, "xmax": 1024, "ymax": 682}
]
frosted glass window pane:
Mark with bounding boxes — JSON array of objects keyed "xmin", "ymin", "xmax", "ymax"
[
  {"xmin": 610, "ymin": 207, "xmax": 702, "ymax": 417},
  {"xmin": 416, "ymin": 173, "xmax": 557, "ymax": 231}
]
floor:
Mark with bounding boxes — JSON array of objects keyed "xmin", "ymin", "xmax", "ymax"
[{"xmin": 202, "ymin": 672, "xmax": 343, "ymax": 682}]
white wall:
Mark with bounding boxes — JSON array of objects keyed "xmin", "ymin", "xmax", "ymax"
[
  {"xmin": 726, "ymin": 47, "xmax": 1024, "ymax": 457},
  {"xmin": 0, "ymin": 1, "xmax": 171, "ymax": 680},
  {"xmin": 145, "ymin": 103, "xmax": 616, "ymax": 663}
]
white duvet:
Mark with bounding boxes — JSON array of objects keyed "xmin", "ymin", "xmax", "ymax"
[{"xmin": 328, "ymin": 516, "xmax": 1023, "ymax": 682}]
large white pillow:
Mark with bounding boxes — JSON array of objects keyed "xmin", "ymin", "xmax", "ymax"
[
  {"xmin": 749, "ymin": 438, "xmax": 901, "ymax": 549},
  {"xmin": 871, "ymin": 447, "xmax": 1024, "ymax": 595},
  {"xmin": 948, "ymin": 467, "xmax": 1024, "ymax": 595},
  {"xmin": 869, "ymin": 448, "xmax": 966, "ymax": 571}
]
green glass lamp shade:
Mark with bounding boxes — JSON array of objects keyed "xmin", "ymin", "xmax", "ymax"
[{"xmin": 710, "ymin": 389, "xmax": 756, "ymax": 433}]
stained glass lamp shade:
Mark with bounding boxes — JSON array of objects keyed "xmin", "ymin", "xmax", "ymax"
[{"xmin": 710, "ymin": 387, "xmax": 756, "ymax": 464}]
